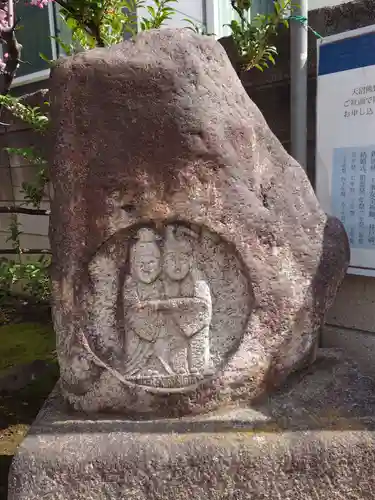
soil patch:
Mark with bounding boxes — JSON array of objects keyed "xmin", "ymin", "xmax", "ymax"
[{"xmin": 0, "ymin": 311, "xmax": 57, "ymax": 500}]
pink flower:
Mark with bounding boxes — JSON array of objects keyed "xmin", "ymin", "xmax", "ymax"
[
  {"xmin": 0, "ymin": 7, "xmax": 12, "ymax": 28},
  {"xmin": 29, "ymin": 0, "xmax": 53, "ymax": 7},
  {"xmin": 0, "ymin": 9, "xmax": 7, "ymax": 27}
]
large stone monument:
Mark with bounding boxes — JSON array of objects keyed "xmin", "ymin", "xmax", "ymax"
[
  {"xmin": 45, "ymin": 29, "xmax": 349, "ymax": 417},
  {"xmin": 9, "ymin": 29, "xmax": 375, "ymax": 500}
]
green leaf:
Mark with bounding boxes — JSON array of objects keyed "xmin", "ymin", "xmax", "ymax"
[
  {"xmin": 51, "ymin": 35, "xmax": 74, "ymax": 56},
  {"xmin": 39, "ymin": 52, "xmax": 52, "ymax": 65},
  {"xmin": 230, "ymin": 19, "xmax": 240, "ymax": 29},
  {"xmin": 146, "ymin": 5, "xmax": 156, "ymax": 17}
]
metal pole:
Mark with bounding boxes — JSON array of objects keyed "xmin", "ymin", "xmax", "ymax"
[{"xmin": 290, "ymin": 0, "xmax": 308, "ymax": 169}]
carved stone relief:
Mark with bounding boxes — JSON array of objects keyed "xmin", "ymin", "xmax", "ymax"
[{"xmin": 85, "ymin": 222, "xmax": 252, "ymax": 393}]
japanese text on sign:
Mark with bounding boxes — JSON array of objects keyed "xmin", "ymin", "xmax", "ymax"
[{"xmin": 332, "ymin": 146, "xmax": 375, "ymax": 249}]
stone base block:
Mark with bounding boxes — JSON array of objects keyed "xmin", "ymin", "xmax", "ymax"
[
  {"xmin": 322, "ymin": 324, "xmax": 375, "ymax": 378},
  {"xmin": 8, "ymin": 349, "xmax": 375, "ymax": 500}
]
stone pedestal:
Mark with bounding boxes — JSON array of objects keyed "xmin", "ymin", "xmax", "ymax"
[{"xmin": 9, "ymin": 350, "xmax": 375, "ymax": 500}]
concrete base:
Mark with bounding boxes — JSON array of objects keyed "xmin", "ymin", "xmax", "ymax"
[
  {"xmin": 322, "ymin": 324, "xmax": 375, "ymax": 378},
  {"xmin": 8, "ymin": 349, "xmax": 375, "ymax": 500}
]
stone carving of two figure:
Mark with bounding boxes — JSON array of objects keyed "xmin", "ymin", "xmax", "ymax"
[{"xmin": 122, "ymin": 226, "xmax": 212, "ymax": 381}]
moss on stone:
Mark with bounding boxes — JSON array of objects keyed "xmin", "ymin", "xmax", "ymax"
[{"xmin": 0, "ymin": 322, "xmax": 56, "ymax": 374}]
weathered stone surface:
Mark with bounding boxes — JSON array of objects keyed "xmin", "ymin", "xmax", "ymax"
[
  {"xmin": 8, "ymin": 350, "xmax": 375, "ymax": 500},
  {"xmin": 48, "ymin": 28, "xmax": 349, "ymax": 415}
]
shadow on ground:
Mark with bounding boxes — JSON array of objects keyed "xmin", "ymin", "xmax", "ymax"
[
  {"xmin": 0, "ymin": 364, "xmax": 59, "ymax": 500},
  {"xmin": 0, "ymin": 316, "xmax": 57, "ymax": 500},
  {"xmin": 0, "ymin": 456, "xmax": 12, "ymax": 500}
]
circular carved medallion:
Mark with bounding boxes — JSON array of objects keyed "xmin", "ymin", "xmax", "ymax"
[{"xmin": 84, "ymin": 222, "xmax": 253, "ymax": 393}]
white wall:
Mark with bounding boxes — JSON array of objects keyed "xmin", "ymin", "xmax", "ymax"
[
  {"xmin": 137, "ymin": 0, "xmax": 238, "ymax": 39},
  {"xmin": 137, "ymin": 0, "xmax": 205, "ymax": 32},
  {"xmin": 139, "ymin": 0, "xmax": 350, "ymax": 33},
  {"xmin": 308, "ymin": 0, "xmax": 346, "ymax": 9},
  {"xmin": 206, "ymin": 0, "xmax": 237, "ymax": 38}
]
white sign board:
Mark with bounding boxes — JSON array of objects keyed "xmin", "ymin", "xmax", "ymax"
[{"xmin": 316, "ymin": 25, "xmax": 375, "ymax": 277}]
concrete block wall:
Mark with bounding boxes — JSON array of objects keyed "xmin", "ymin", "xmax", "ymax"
[
  {"xmin": 0, "ymin": 135, "xmax": 14, "ymax": 254},
  {"xmin": 323, "ymin": 275, "xmax": 375, "ymax": 376},
  {"xmin": 0, "ymin": 86, "xmax": 50, "ymax": 262}
]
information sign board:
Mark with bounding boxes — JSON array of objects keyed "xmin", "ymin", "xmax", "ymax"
[{"xmin": 316, "ymin": 25, "xmax": 375, "ymax": 276}]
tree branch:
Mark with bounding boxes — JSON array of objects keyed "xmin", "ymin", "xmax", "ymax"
[
  {"xmin": 0, "ymin": 206, "xmax": 50, "ymax": 215},
  {"xmin": 0, "ymin": 248, "xmax": 51, "ymax": 254},
  {"xmin": 55, "ymin": 0, "xmax": 105, "ymax": 48},
  {"xmin": 87, "ymin": 20, "xmax": 105, "ymax": 47},
  {"xmin": 0, "ymin": 0, "xmax": 22, "ymax": 95}
]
